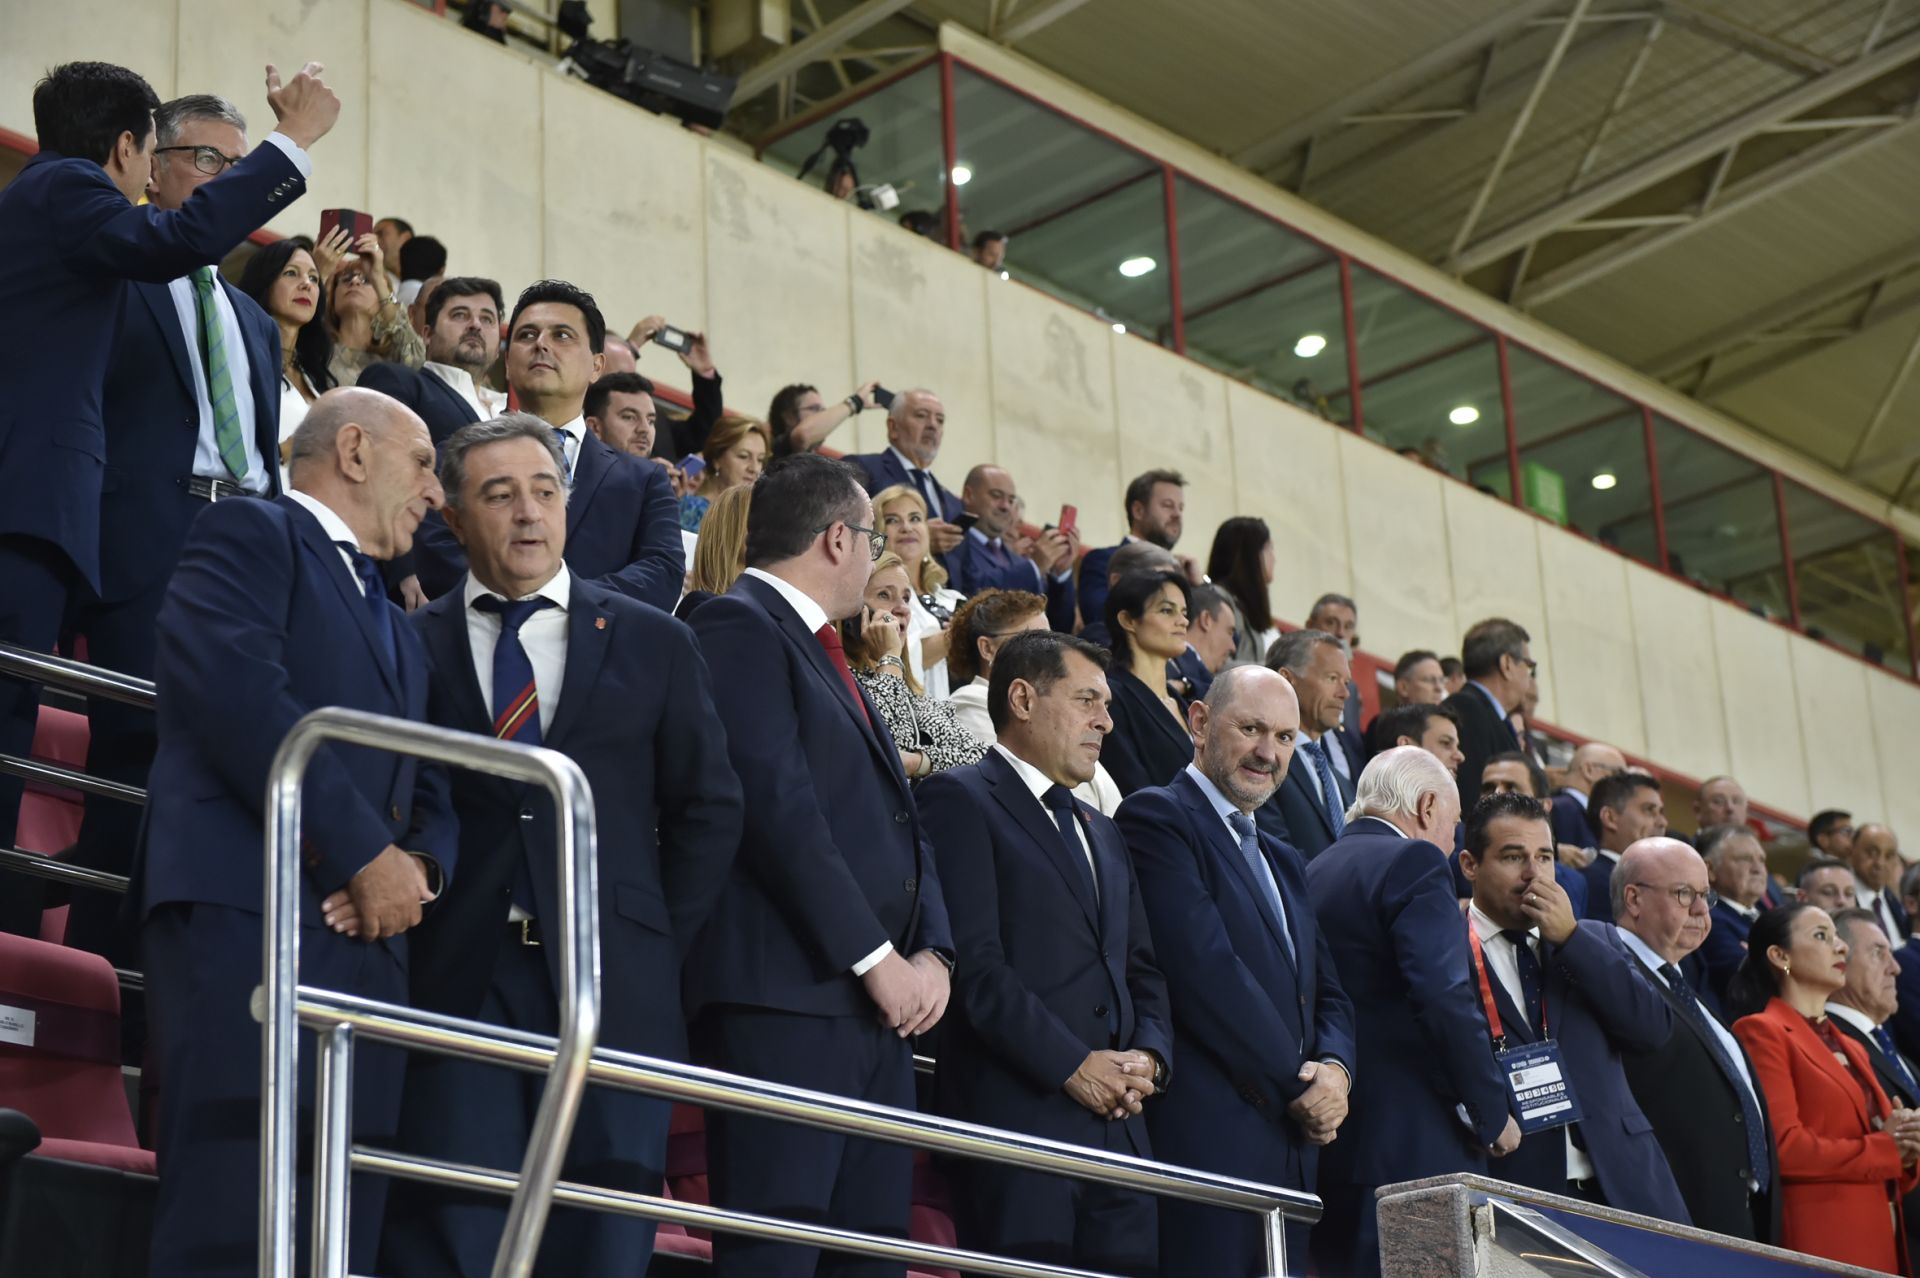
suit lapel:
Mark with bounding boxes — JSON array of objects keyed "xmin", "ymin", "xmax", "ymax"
[
  {"xmin": 569, "ymin": 430, "xmax": 616, "ymax": 529},
  {"xmin": 1288, "ymin": 764, "xmax": 1336, "ymax": 839},
  {"xmin": 544, "ymin": 591, "xmax": 612, "ymax": 750},
  {"xmin": 1487, "ymin": 939, "xmax": 1537, "ymax": 1045},
  {"xmin": 983, "ymin": 750, "xmax": 1099, "ymax": 932},
  {"xmin": 429, "ymin": 371, "xmax": 483, "ymax": 426},
  {"xmin": 419, "ymin": 591, "xmax": 490, "ymax": 735},
  {"xmin": 1787, "ymin": 1012, "xmax": 1874, "ymax": 1129},
  {"xmin": 137, "ymin": 280, "xmax": 197, "ymax": 403},
  {"xmin": 284, "ymin": 498, "xmax": 403, "ymax": 703},
  {"xmin": 1175, "ymin": 772, "xmax": 1294, "ymax": 962}
]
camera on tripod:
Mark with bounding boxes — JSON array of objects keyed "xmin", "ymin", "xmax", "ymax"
[{"xmin": 798, "ymin": 117, "xmax": 899, "ymax": 211}]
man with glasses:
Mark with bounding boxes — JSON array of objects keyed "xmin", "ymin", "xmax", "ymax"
[
  {"xmin": 1616, "ymin": 837, "xmax": 1781, "ymax": 1244},
  {"xmin": 1442, "ymin": 617, "xmax": 1537, "ymax": 805}
]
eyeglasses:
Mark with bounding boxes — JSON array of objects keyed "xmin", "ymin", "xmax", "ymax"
[
  {"xmin": 154, "ymin": 144, "xmax": 243, "ymax": 176},
  {"xmin": 1631, "ymin": 883, "xmax": 1718, "ymax": 910},
  {"xmin": 819, "ymin": 521, "xmax": 887, "ymax": 561},
  {"xmin": 336, "ymin": 271, "xmax": 372, "ymax": 288}
]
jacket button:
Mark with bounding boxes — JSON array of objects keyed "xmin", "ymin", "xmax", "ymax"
[
  {"xmin": 520, "ymin": 810, "xmax": 534, "ymax": 822},
  {"xmin": 1094, "ymin": 1004, "xmax": 1108, "ymax": 1018},
  {"xmin": 390, "ymin": 803, "xmax": 402, "ymax": 821},
  {"xmin": 1101, "ymin": 948, "xmax": 1110, "ymax": 960},
  {"xmin": 903, "ymin": 877, "xmax": 917, "ymax": 893},
  {"xmin": 894, "ymin": 810, "xmax": 909, "ymax": 824}
]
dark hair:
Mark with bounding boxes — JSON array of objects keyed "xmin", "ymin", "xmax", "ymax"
[
  {"xmin": 424, "ymin": 275, "xmax": 504, "ymax": 329},
  {"xmin": 584, "ymin": 372, "xmax": 656, "ymax": 423},
  {"xmin": 1809, "ymin": 809, "xmax": 1853, "ymax": 844},
  {"xmin": 1440, "ymin": 656, "xmax": 1465, "ymax": 679},
  {"xmin": 237, "ymin": 240, "xmax": 336, "ymax": 394},
  {"xmin": 509, "ymin": 279, "xmax": 606, "ymax": 354},
  {"xmin": 1378, "ymin": 701, "xmax": 1456, "ymax": 749},
  {"xmin": 1461, "ymin": 617, "xmax": 1531, "ymax": 680},
  {"xmin": 1585, "ymin": 770, "xmax": 1656, "ymax": 837},
  {"xmin": 1394, "ymin": 649, "xmax": 1440, "ymax": 680},
  {"xmin": 947, "ymin": 589, "xmax": 1047, "ymax": 686},
  {"xmin": 1105, "ymin": 568, "xmax": 1190, "ymax": 669},
  {"xmin": 988, "ymin": 631, "xmax": 1109, "ymax": 732},
  {"xmin": 1464, "ymin": 791, "xmax": 1548, "ymax": 859},
  {"xmin": 768, "ymin": 383, "xmax": 819, "ymax": 456},
  {"xmin": 743, "ymin": 453, "xmax": 867, "ymax": 567},
  {"xmin": 1188, "ymin": 582, "xmax": 1230, "ymax": 625},
  {"xmin": 1484, "ymin": 749, "xmax": 1549, "ymax": 801},
  {"xmin": 971, "ymin": 229, "xmax": 1006, "ymax": 249},
  {"xmin": 1206, "ymin": 516, "xmax": 1272, "ymax": 633},
  {"xmin": 377, "ymin": 216, "xmax": 415, "ymax": 236},
  {"xmin": 1123, "ymin": 468, "xmax": 1186, "ymax": 526},
  {"xmin": 1726, "ymin": 904, "xmax": 1816, "ymax": 1021},
  {"xmin": 33, "ymin": 61, "xmax": 159, "ymax": 164},
  {"xmin": 1797, "ymin": 855, "xmax": 1852, "ymax": 888},
  {"xmin": 398, "ymin": 235, "xmax": 447, "ymax": 280}
]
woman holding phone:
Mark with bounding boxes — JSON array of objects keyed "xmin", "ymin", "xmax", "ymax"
[
  {"xmin": 843, "ymin": 554, "xmax": 985, "ymax": 782},
  {"xmin": 679, "ymin": 414, "xmax": 771, "ymax": 532}
]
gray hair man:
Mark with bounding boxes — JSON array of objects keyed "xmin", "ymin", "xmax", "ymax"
[
  {"xmin": 1257, "ymin": 629, "xmax": 1354, "ymax": 861},
  {"xmin": 845, "ymin": 387, "xmax": 964, "ymax": 552}
]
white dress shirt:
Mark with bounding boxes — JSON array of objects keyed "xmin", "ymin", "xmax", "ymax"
[
  {"xmin": 994, "ymin": 743, "xmax": 1095, "ymax": 898},
  {"xmin": 1564, "ymin": 788, "xmax": 1590, "ymax": 811},
  {"xmin": 425, "ymin": 362, "xmax": 507, "ymax": 420},
  {"xmin": 167, "ymin": 272, "xmax": 269, "ymax": 492},
  {"xmin": 282, "ymin": 489, "xmax": 364, "ymax": 587},
  {"xmin": 1617, "ymin": 927, "xmax": 1764, "ymax": 1109},
  {"xmin": 905, "ymin": 586, "xmax": 964, "ymax": 700},
  {"xmin": 551, "ymin": 414, "xmax": 588, "ymax": 482},
  {"xmin": 462, "ymin": 564, "xmax": 571, "ymax": 736},
  {"xmin": 945, "ymin": 677, "xmax": 1124, "ymax": 814},
  {"xmin": 276, "ymin": 378, "xmax": 310, "ymax": 491},
  {"xmin": 1856, "ymin": 885, "xmax": 1905, "ymax": 944},
  {"xmin": 1825, "ymin": 1001, "xmax": 1880, "ymax": 1040}
]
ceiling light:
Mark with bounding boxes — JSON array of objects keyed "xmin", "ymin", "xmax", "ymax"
[
  {"xmin": 950, "ymin": 164, "xmax": 972, "ymax": 186},
  {"xmin": 998, "ymin": 270, "xmax": 1009, "ymax": 281},
  {"xmin": 1118, "ymin": 256, "xmax": 1157, "ymax": 278},
  {"xmin": 1112, "ymin": 322, "xmax": 1128, "ymax": 334},
  {"xmin": 1590, "ymin": 470, "xmax": 1618, "ymax": 491},
  {"xmin": 1294, "ymin": 333, "xmax": 1327, "ymax": 358},
  {"xmin": 1448, "ymin": 405, "xmax": 1480, "ymax": 426}
]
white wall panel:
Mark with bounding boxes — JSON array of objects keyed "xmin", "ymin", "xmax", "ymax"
[
  {"xmin": 1442, "ymin": 484, "xmax": 1553, "ymax": 721},
  {"xmin": 1710, "ymin": 605, "xmax": 1809, "ymax": 817},
  {"xmin": 1112, "ymin": 337, "xmax": 1234, "ymax": 566},
  {"xmin": 1536, "ymin": 527, "xmax": 1646, "ymax": 755},
  {"xmin": 1624, "ymin": 566, "xmax": 1729, "ymax": 784},
  {"xmin": 1337, "ymin": 434, "xmax": 1455, "ymax": 667},
  {"xmin": 1789, "ymin": 638, "xmax": 1884, "ymax": 823},
  {"xmin": 1225, "ymin": 382, "xmax": 1351, "ymax": 629},
  {"xmin": 2, "ymin": 0, "xmax": 178, "ymax": 138},
  {"xmin": 1868, "ymin": 675, "xmax": 1920, "ymax": 838}
]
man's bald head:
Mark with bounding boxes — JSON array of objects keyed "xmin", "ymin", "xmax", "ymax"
[
  {"xmin": 289, "ymin": 386, "xmax": 412, "ymax": 474},
  {"xmin": 286, "ymin": 387, "xmax": 443, "ymax": 561},
  {"xmin": 1614, "ymin": 836, "xmax": 1714, "ymax": 962},
  {"xmin": 1191, "ymin": 664, "xmax": 1300, "ymax": 813},
  {"xmin": 1107, "ymin": 540, "xmax": 1177, "ymax": 584},
  {"xmin": 1568, "ymin": 741, "xmax": 1625, "ymax": 791},
  {"xmin": 1205, "ymin": 662, "xmax": 1295, "ymax": 717}
]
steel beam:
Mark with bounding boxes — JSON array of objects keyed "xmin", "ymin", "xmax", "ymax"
[
  {"xmin": 1659, "ymin": 0, "xmax": 1835, "ymax": 76},
  {"xmin": 998, "ymin": 0, "xmax": 1093, "ymax": 45},
  {"xmin": 735, "ymin": 0, "xmax": 922, "ymax": 102},
  {"xmin": 1847, "ymin": 316, "xmax": 1920, "ymax": 472},
  {"xmin": 1563, "ymin": 17, "xmax": 1665, "ymax": 195}
]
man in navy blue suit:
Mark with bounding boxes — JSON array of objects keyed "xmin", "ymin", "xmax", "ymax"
[
  {"xmin": 1458, "ymin": 792, "xmax": 1688, "ymax": 1221},
  {"xmin": 0, "ymin": 59, "xmax": 336, "ymax": 882},
  {"xmin": 383, "ymin": 414, "xmax": 742, "ymax": 1278},
  {"xmin": 1305, "ymin": 746, "xmax": 1519, "ymax": 1278},
  {"xmin": 137, "ymin": 388, "xmax": 454, "ymax": 1278},
  {"xmin": 918, "ymin": 631, "xmax": 1171, "ymax": 1276},
  {"xmin": 1440, "ymin": 617, "xmax": 1533, "ymax": 803},
  {"xmin": 1547, "ymin": 740, "xmax": 1624, "ymax": 850},
  {"xmin": 842, "ymin": 387, "xmax": 967, "ymax": 535},
  {"xmin": 943, "ymin": 463, "xmax": 1079, "ymax": 631},
  {"xmin": 1078, "ymin": 469, "xmax": 1188, "ymax": 637},
  {"xmin": 1255, "ymin": 629, "xmax": 1355, "ymax": 861},
  {"xmin": 1698, "ymin": 823, "xmax": 1771, "ymax": 1001},
  {"xmin": 409, "ymin": 280, "xmax": 683, "ymax": 612},
  {"xmin": 1577, "ymin": 770, "xmax": 1668, "ymax": 922},
  {"xmin": 1849, "ymin": 823, "xmax": 1912, "ymax": 942},
  {"xmin": 356, "ymin": 277, "xmax": 505, "ymax": 445},
  {"xmin": 1894, "ymin": 865, "xmax": 1920, "ymax": 1062},
  {"xmin": 1115, "ymin": 665, "xmax": 1356, "ymax": 1278},
  {"xmin": 686, "ymin": 452, "xmax": 954, "ymax": 1277}
]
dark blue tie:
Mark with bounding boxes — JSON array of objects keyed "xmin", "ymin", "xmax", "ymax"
[
  {"xmin": 908, "ymin": 467, "xmax": 940, "ymax": 518},
  {"xmin": 1228, "ymin": 810, "xmax": 1294, "ymax": 966},
  {"xmin": 338, "ymin": 543, "xmax": 396, "ymax": 672},
  {"xmin": 1502, "ymin": 929, "xmax": 1543, "ymax": 1032},
  {"xmin": 1873, "ymin": 1025, "xmax": 1920, "ymax": 1102},
  {"xmin": 1302, "ymin": 739, "xmax": 1346, "ymax": 837},
  {"xmin": 473, "ymin": 596, "xmax": 556, "ymax": 747},
  {"xmin": 1043, "ymin": 785, "xmax": 1114, "ymax": 1036},
  {"xmin": 1665, "ymin": 963, "xmax": 1771, "ymax": 1192}
]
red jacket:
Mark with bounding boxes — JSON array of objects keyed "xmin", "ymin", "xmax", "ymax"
[{"xmin": 1735, "ymin": 998, "xmax": 1919, "ymax": 1275}]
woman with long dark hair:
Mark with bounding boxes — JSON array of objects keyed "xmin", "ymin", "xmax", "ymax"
[
  {"xmin": 1101, "ymin": 568, "xmax": 1194, "ymax": 796},
  {"xmin": 1728, "ymin": 903, "xmax": 1920, "ymax": 1274},
  {"xmin": 1206, "ymin": 516, "xmax": 1276, "ymax": 665},
  {"xmin": 237, "ymin": 240, "xmax": 335, "ymax": 476}
]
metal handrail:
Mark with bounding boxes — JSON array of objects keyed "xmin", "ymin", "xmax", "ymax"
[
  {"xmin": 264, "ymin": 709, "xmax": 601, "ymax": 1278},
  {"xmin": 0, "ymin": 642, "xmax": 156, "ymax": 708},
  {"xmin": 0, "ymin": 846, "xmax": 129, "ymax": 894},
  {"xmin": 0, "ymin": 754, "xmax": 144, "ymax": 805}
]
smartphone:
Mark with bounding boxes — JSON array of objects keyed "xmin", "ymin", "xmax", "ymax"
[
  {"xmin": 678, "ymin": 454, "xmax": 707, "ymax": 481},
  {"xmin": 318, "ymin": 208, "xmax": 371, "ymax": 244},
  {"xmin": 652, "ymin": 325, "xmax": 693, "ymax": 354},
  {"xmin": 871, "ymin": 385, "xmax": 896, "ymax": 410},
  {"xmin": 1058, "ymin": 504, "xmax": 1078, "ymax": 538},
  {"xmin": 840, "ymin": 608, "xmax": 867, "ymax": 649}
]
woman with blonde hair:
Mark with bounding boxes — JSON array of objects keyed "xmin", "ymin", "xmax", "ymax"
[
  {"xmin": 674, "ymin": 484, "xmax": 751, "ymax": 622},
  {"xmin": 872, "ymin": 482, "xmax": 966, "ymax": 698},
  {"xmin": 680, "ymin": 413, "xmax": 771, "ymax": 533},
  {"xmin": 842, "ymin": 553, "xmax": 985, "ymax": 781}
]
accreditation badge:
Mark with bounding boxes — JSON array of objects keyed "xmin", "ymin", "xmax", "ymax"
[{"xmin": 1497, "ymin": 1039, "xmax": 1583, "ymax": 1135}]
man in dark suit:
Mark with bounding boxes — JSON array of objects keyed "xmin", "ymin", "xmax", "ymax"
[
  {"xmin": 1303, "ymin": 593, "xmax": 1366, "ymax": 783},
  {"xmin": 408, "ymin": 280, "xmax": 682, "ymax": 613},
  {"xmin": 1848, "ymin": 823, "xmax": 1912, "ymax": 942},
  {"xmin": 686, "ymin": 452, "xmax": 954, "ymax": 1277},
  {"xmin": 1614, "ymin": 838, "xmax": 1780, "ymax": 1243},
  {"xmin": 1698, "ymin": 823, "xmax": 1770, "ymax": 1001},
  {"xmin": 53, "ymin": 94, "xmax": 291, "ymax": 954},
  {"xmin": 1254, "ymin": 630, "xmax": 1354, "ymax": 861},
  {"xmin": 1441, "ymin": 616, "xmax": 1533, "ymax": 803},
  {"xmin": 380, "ymin": 414, "xmax": 742, "ymax": 1277},
  {"xmin": 943, "ymin": 464, "xmax": 1079, "ymax": 632},
  {"xmin": 918, "ymin": 631, "xmax": 1171, "ymax": 1276},
  {"xmin": 843, "ymin": 387, "xmax": 965, "ymax": 530},
  {"xmin": 137, "ymin": 388, "xmax": 454, "ymax": 1278},
  {"xmin": 357, "ymin": 277, "xmax": 504, "ymax": 444},
  {"xmin": 0, "ymin": 59, "xmax": 335, "ymax": 874},
  {"xmin": 1115, "ymin": 665, "xmax": 1356, "ymax": 1277},
  {"xmin": 1304, "ymin": 746, "xmax": 1519, "ymax": 1278},
  {"xmin": 1547, "ymin": 740, "xmax": 1625, "ymax": 849},
  {"xmin": 1078, "ymin": 469, "xmax": 1187, "ymax": 639},
  {"xmin": 1826, "ymin": 908, "xmax": 1920, "ymax": 1260},
  {"xmin": 1893, "ymin": 865, "xmax": 1920, "ymax": 1061},
  {"xmin": 1458, "ymin": 793, "xmax": 1688, "ymax": 1220},
  {"xmin": 1577, "ymin": 770, "xmax": 1668, "ymax": 922}
]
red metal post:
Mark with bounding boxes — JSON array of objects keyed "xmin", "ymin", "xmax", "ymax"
[
  {"xmin": 1895, "ymin": 534, "xmax": 1919, "ymax": 679},
  {"xmin": 1641, "ymin": 406, "xmax": 1670, "ymax": 572},
  {"xmin": 1162, "ymin": 166, "xmax": 1184, "ymax": 354},
  {"xmin": 1774, "ymin": 472, "xmax": 1801, "ymax": 628},
  {"xmin": 939, "ymin": 54, "xmax": 962, "ymax": 252},
  {"xmin": 1498, "ymin": 335, "xmax": 1523, "ymax": 513},
  {"xmin": 1339, "ymin": 256, "xmax": 1363, "ymax": 434}
]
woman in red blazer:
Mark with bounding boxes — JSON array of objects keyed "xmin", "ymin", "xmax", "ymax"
[{"xmin": 1729, "ymin": 903, "xmax": 1920, "ymax": 1274}]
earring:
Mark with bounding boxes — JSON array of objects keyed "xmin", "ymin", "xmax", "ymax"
[{"xmin": 1783, "ymin": 960, "xmax": 1792, "ymax": 976}]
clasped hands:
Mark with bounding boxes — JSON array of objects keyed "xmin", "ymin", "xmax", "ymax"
[
  {"xmin": 1288, "ymin": 1059, "xmax": 1351, "ymax": 1146},
  {"xmin": 1887, "ymin": 1106, "xmax": 1920, "ymax": 1165},
  {"xmin": 1066, "ymin": 1050, "xmax": 1158, "ymax": 1120},
  {"xmin": 861, "ymin": 948, "xmax": 950, "ymax": 1039},
  {"xmin": 319, "ymin": 844, "xmax": 435, "ymax": 941}
]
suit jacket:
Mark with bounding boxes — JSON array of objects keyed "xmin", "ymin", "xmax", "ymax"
[
  {"xmin": 1304, "ymin": 819, "xmax": 1510, "ymax": 1186},
  {"xmin": 407, "ymin": 576, "xmax": 742, "ymax": 1058},
  {"xmin": 1876, "ymin": 887, "xmax": 1913, "ymax": 941},
  {"xmin": 355, "ymin": 361, "xmax": 482, "ymax": 446},
  {"xmin": 685, "ymin": 573, "xmax": 951, "ymax": 1018},
  {"xmin": 1893, "ymin": 938, "xmax": 1920, "ymax": 1063},
  {"xmin": 96, "ymin": 277, "xmax": 284, "ymax": 605},
  {"xmin": 0, "ymin": 144, "xmax": 305, "ymax": 591},
  {"xmin": 1442, "ymin": 684, "xmax": 1517, "ymax": 805},
  {"xmin": 1253, "ymin": 739, "xmax": 1354, "ymax": 863},
  {"xmin": 1476, "ymin": 921, "xmax": 1689, "ymax": 1223},
  {"xmin": 137, "ymin": 496, "xmax": 454, "ymax": 926},
  {"xmin": 1114, "ymin": 771, "xmax": 1355, "ymax": 1192},
  {"xmin": 1548, "ymin": 791, "xmax": 1591, "ymax": 850},
  {"xmin": 414, "ymin": 427, "xmax": 683, "ymax": 613},
  {"xmin": 1075, "ymin": 541, "xmax": 1127, "ymax": 638},
  {"xmin": 1101, "ymin": 666, "xmax": 1192, "ymax": 798},
  {"xmin": 1733, "ymin": 998, "xmax": 1918, "ymax": 1275},
  {"xmin": 1578, "ymin": 850, "xmax": 1619, "ymax": 923},
  {"xmin": 1620, "ymin": 949, "xmax": 1780, "ymax": 1243},
  {"xmin": 843, "ymin": 448, "xmax": 963, "ymax": 522},
  {"xmin": 1699, "ymin": 900, "xmax": 1758, "ymax": 1004},
  {"xmin": 1829, "ymin": 1012, "xmax": 1920, "ymax": 1265},
  {"xmin": 918, "ymin": 751, "xmax": 1172, "ymax": 1155},
  {"xmin": 943, "ymin": 532, "xmax": 1075, "ymax": 634}
]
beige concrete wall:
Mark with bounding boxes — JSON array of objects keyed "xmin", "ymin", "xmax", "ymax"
[{"xmin": 2, "ymin": 0, "xmax": 1906, "ymax": 826}]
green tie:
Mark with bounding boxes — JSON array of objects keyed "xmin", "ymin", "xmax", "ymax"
[{"xmin": 191, "ymin": 267, "xmax": 248, "ymax": 480}]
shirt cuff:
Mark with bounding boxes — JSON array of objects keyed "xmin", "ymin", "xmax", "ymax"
[
  {"xmin": 264, "ymin": 132, "xmax": 315, "ymax": 179},
  {"xmin": 851, "ymin": 941, "xmax": 893, "ymax": 976}
]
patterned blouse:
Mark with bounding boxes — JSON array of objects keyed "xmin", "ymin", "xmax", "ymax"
[
  {"xmin": 328, "ymin": 309, "xmax": 428, "ymax": 387},
  {"xmin": 855, "ymin": 669, "xmax": 988, "ymax": 778}
]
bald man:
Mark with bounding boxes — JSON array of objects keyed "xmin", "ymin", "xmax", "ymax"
[
  {"xmin": 1548, "ymin": 741, "xmax": 1624, "ymax": 849},
  {"xmin": 1851, "ymin": 823, "xmax": 1912, "ymax": 942},
  {"xmin": 1614, "ymin": 838, "xmax": 1780, "ymax": 1244},
  {"xmin": 138, "ymin": 387, "xmax": 454, "ymax": 1277}
]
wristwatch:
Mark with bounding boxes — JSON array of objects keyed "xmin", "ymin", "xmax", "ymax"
[
  {"xmin": 846, "ymin": 393, "xmax": 865, "ymax": 413},
  {"xmin": 875, "ymin": 654, "xmax": 906, "ymax": 672},
  {"xmin": 1148, "ymin": 1051, "xmax": 1169, "ymax": 1095}
]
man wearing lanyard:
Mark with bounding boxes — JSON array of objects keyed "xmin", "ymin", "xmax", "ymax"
[{"xmin": 1458, "ymin": 792, "xmax": 1692, "ymax": 1222}]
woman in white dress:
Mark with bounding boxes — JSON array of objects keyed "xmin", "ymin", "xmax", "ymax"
[
  {"xmin": 237, "ymin": 240, "xmax": 335, "ymax": 486},
  {"xmin": 872, "ymin": 483, "xmax": 965, "ymax": 700}
]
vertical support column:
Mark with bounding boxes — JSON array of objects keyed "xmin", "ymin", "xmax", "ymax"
[
  {"xmin": 1339, "ymin": 256, "xmax": 1363, "ymax": 434},
  {"xmin": 311, "ymin": 1024, "xmax": 356, "ymax": 1278},
  {"xmin": 939, "ymin": 54, "xmax": 961, "ymax": 252},
  {"xmin": 1774, "ymin": 472, "xmax": 1801, "ymax": 628},
  {"xmin": 1498, "ymin": 335, "xmax": 1523, "ymax": 513},
  {"xmin": 1641, "ymin": 406, "xmax": 1670, "ymax": 572},
  {"xmin": 1162, "ymin": 166, "xmax": 1185, "ymax": 353},
  {"xmin": 1895, "ymin": 534, "xmax": 1918, "ymax": 679},
  {"xmin": 1263, "ymin": 1207, "xmax": 1288, "ymax": 1278}
]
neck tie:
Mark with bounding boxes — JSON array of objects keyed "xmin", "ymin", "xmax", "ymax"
[
  {"xmin": 1042, "ymin": 785, "xmax": 1100, "ymax": 908},
  {"xmin": 1227, "ymin": 810, "xmax": 1295, "ymax": 965},
  {"xmin": 474, "ymin": 596, "xmax": 556, "ymax": 746},
  {"xmin": 552, "ymin": 427, "xmax": 577, "ymax": 481},
  {"xmin": 339, "ymin": 543, "xmax": 397, "ymax": 672},
  {"xmin": 908, "ymin": 467, "xmax": 940, "ymax": 517},
  {"xmin": 1302, "ymin": 739, "xmax": 1346, "ymax": 837},
  {"xmin": 1663, "ymin": 962, "xmax": 1771, "ymax": 1192},
  {"xmin": 1501, "ymin": 929, "xmax": 1543, "ymax": 1031},
  {"xmin": 1872, "ymin": 1025, "xmax": 1920, "ymax": 1102},
  {"xmin": 814, "ymin": 622, "xmax": 872, "ymax": 729},
  {"xmin": 192, "ymin": 267, "xmax": 248, "ymax": 480}
]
